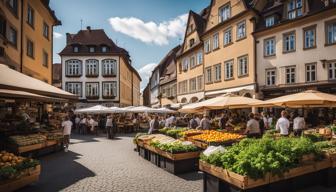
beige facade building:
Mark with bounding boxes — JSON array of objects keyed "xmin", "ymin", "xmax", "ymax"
[
  {"xmin": 255, "ymin": 0, "xmax": 336, "ymax": 99},
  {"xmin": 176, "ymin": 9, "xmax": 209, "ymax": 104},
  {"xmin": 202, "ymin": 0, "xmax": 266, "ymax": 99},
  {"xmin": 0, "ymin": 0, "xmax": 60, "ymax": 84}
]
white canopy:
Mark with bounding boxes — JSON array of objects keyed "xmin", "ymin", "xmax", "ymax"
[
  {"xmin": 75, "ymin": 105, "xmax": 109, "ymax": 114},
  {"xmin": 105, "ymin": 106, "xmax": 126, "ymax": 113},
  {"xmin": 0, "ymin": 89, "xmax": 66, "ymax": 102},
  {"xmin": 154, "ymin": 107, "xmax": 177, "ymax": 114}
]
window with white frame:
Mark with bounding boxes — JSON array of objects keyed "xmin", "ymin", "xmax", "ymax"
[
  {"xmin": 285, "ymin": 67, "xmax": 296, "ymax": 84},
  {"xmin": 214, "ymin": 64, "xmax": 221, "ymax": 81},
  {"xmin": 197, "ymin": 51, "xmax": 203, "ymax": 65},
  {"xmin": 306, "ymin": 63, "xmax": 316, "ymax": 82},
  {"xmin": 86, "ymin": 59, "xmax": 99, "ymax": 76},
  {"xmin": 197, "ymin": 75, "xmax": 203, "ymax": 91},
  {"xmin": 178, "ymin": 80, "xmax": 188, "ymax": 94},
  {"xmin": 103, "ymin": 82, "xmax": 117, "ymax": 97},
  {"xmin": 266, "ymin": 69, "xmax": 276, "ymax": 86},
  {"xmin": 219, "ymin": 4, "xmax": 230, "ymax": 23},
  {"xmin": 189, "ymin": 38, "xmax": 195, "ymax": 48},
  {"xmin": 224, "ymin": 28, "xmax": 232, "ymax": 46},
  {"xmin": 264, "ymin": 37, "xmax": 275, "ymax": 56},
  {"xmin": 65, "ymin": 82, "xmax": 82, "ymax": 97},
  {"xmin": 27, "ymin": 5, "xmax": 34, "ymax": 27},
  {"xmin": 237, "ymin": 21, "xmax": 246, "ymax": 40},
  {"xmin": 326, "ymin": 21, "xmax": 336, "ymax": 45},
  {"xmin": 304, "ymin": 27, "xmax": 316, "ymax": 49},
  {"xmin": 43, "ymin": 22, "xmax": 49, "ymax": 39},
  {"xmin": 287, "ymin": 0, "xmax": 302, "ymax": 19},
  {"xmin": 265, "ymin": 16, "xmax": 275, "ymax": 27},
  {"xmin": 189, "ymin": 78, "xmax": 197, "ymax": 92},
  {"xmin": 182, "ymin": 58, "xmax": 189, "ymax": 71},
  {"xmin": 206, "ymin": 67, "xmax": 212, "ymax": 83},
  {"xmin": 102, "ymin": 59, "xmax": 117, "ymax": 76},
  {"xmin": 66, "ymin": 59, "xmax": 82, "ymax": 76},
  {"xmin": 86, "ymin": 83, "xmax": 99, "ymax": 97},
  {"xmin": 213, "ymin": 33, "xmax": 219, "ymax": 50},
  {"xmin": 224, "ymin": 60, "xmax": 234, "ymax": 80},
  {"xmin": 283, "ymin": 32, "xmax": 296, "ymax": 52},
  {"xmin": 238, "ymin": 55, "xmax": 248, "ymax": 76},
  {"xmin": 328, "ymin": 62, "xmax": 336, "ymax": 80},
  {"xmin": 204, "ymin": 39, "xmax": 211, "ymax": 53},
  {"xmin": 190, "ymin": 55, "xmax": 196, "ymax": 68}
]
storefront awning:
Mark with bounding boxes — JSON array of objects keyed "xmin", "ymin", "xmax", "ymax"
[
  {"xmin": 0, "ymin": 64, "xmax": 77, "ymax": 100},
  {"xmin": 0, "ymin": 89, "xmax": 67, "ymax": 102},
  {"xmin": 205, "ymin": 84, "xmax": 255, "ymax": 96}
]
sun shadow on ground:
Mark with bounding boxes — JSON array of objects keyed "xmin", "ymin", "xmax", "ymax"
[
  {"xmin": 177, "ymin": 171, "xmax": 203, "ymax": 181},
  {"xmin": 17, "ymin": 151, "xmax": 95, "ymax": 192}
]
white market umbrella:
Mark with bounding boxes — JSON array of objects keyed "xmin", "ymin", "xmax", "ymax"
[
  {"xmin": 155, "ymin": 107, "xmax": 177, "ymax": 114},
  {"xmin": 105, "ymin": 106, "xmax": 126, "ymax": 113},
  {"xmin": 75, "ymin": 105, "xmax": 108, "ymax": 114}
]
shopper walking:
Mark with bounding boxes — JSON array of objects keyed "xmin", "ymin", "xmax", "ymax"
[
  {"xmin": 61, "ymin": 116, "xmax": 73, "ymax": 152},
  {"xmin": 79, "ymin": 115, "xmax": 87, "ymax": 135},
  {"xmin": 276, "ymin": 110, "xmax": 290, "ymax": 136},
  {"xmin": 219, "ymin": 113, "xmax": 227, "ymax": 130},
  {"xmin": 293, "ymin": 112, "xmax": 305, "ymax": 136},
  {"xmin": 189, "ymin": 115, "xmax": 199, "ymax": 129},
  {"xmin": 106, "ymin": 115, "xmax": 113, "ymax": 139}
]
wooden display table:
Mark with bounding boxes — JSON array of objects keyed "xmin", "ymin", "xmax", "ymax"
[
  {"xmin": 199, "ymin": 159, "xmax": 333, "ymax": 192},
  {"xmin": 0, "ymin": 165, "xmax": 41, "ymax": 192}
]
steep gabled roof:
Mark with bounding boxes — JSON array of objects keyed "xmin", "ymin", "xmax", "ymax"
[{"xmin": 159, "ymin": 45, "xmax": 181, "ymax": 85}]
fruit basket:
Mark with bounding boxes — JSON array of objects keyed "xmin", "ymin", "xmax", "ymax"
[
  {"xmin": 0, "ymin": 151, "xmax": 40, "ymax": 192},
  {"xmin": 187, "ymin": 130, "xmax": 244, "ymax": 148}
]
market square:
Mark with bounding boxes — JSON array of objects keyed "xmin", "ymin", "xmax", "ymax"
[{"xmin": 1, "ymin": 0, "xmax": 336, "ymax": 192}]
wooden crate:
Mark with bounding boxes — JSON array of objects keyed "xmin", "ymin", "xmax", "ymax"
[
  {"xmin": 17, "ymin": 143, "xmax": 44, "ymax": 154},
  {"xmin": 199, "ymin": 161, "xmax": 269, "ymax": 190},
  {"xmin": 46, "ymin": 140, "xmax": 57, "ymax": 147},
  {"xmin": 0, "ymin": 165, "xmax": 41, "ymax": 192},
  {"xmin": 144, "ymin": 144, "xmax": 200, "ymax": 161}
]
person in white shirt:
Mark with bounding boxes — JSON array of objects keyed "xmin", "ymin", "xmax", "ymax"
[
  {"xmin": 62, "ymin": 116, "xmax": 73, "ymax": 152},
  {"xmin": 79, "ymin": 116, "xmax": 87, "ymax": 134},
  {"xmin": 88, "ymin": 116, "xmax": 97, "ymax": 134},
  {"xmin": 261, "ymin": 112, "xmax": 269, "ymax": 130},
  {"xmin": 75, "ymin": 116, "xmax": 80, "ymax": 133},
  {"xmin": 195, "ymin": 116, "xmax": 201, "ymax": 125},
  {"xmin": 244, "ymin": 113, "xmax": 261, "ymax": 138},
  {"xmin": 106, "ymin": 115, "xmax": 113, "ymax": 139},
  {"xmin": 293, "ymin": 112, "xmax": 305, "ymax": 136},
  {"xmin": 276, "ymin": 110, "xmax": 290, "ymax": 136}
]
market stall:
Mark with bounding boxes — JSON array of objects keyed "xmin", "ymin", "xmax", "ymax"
[{"xmin": 0, "ymin": 64, "xmax": 77, "ymax": 190}]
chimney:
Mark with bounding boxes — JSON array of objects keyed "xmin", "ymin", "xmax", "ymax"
[
  {"xmin": 66, "ymin": 33, "xmax": 71, "ymax": 45},
  {"xmin": 87, "ymin": 26, "xmax": 91, "ymax": 31}
]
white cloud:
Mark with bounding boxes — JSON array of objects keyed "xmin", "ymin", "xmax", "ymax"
[
  {"xmin": 137, "ymin": 63, "xmax": 157, "ymax": 91},
  {"xmin": 108, "ymin": 14, "xmax": 188, "ymax": 46},
  {"xmin": 53, "ymin": 32, "xmax": 63, "ymax": 39}
]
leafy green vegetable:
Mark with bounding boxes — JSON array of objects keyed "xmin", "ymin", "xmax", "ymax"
[
  {"xmin": 150, "ymin": 141, "xmax": 198, "ymax": 153},
  {"xmin": 201, "ymin": 137, "xmax": 320, "ymax": 179}
]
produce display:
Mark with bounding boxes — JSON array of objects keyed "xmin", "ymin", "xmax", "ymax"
[
  {"xmin": 46, "ymin": 133, "xmax": 63, "ymax": 140},
  {"xmin": 200, "ymin": 136, "xmax": 321, "ymax": 179},
  {"xmin": 9, "ymin": 134, "xmax": 47, "ymax": 146},
  {"xmin": 158, "ymin": 127, "xmax": 188, "ymax": 138},
  {"xmin": 0, "ymin": 151, "xmax": 39, "ymax": 180},
  {"xmin": 190, "ymin": 130, "xmax": 243, "ymax": 143},
  {"xmin": 180, "ymin": 129, "xmax": 203, "ymax": 137},
  {"xmin": 151, "ymin": 140, "xmax": 198, "ymax": 153}
]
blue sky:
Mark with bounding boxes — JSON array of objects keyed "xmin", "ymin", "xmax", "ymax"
[{"xmin": 51, "ymin": 0, "xmax": 210, "ymax": 89}]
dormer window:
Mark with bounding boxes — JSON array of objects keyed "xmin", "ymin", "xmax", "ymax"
[
  {"xmin": 265, "ymin": 16, "xmax": 275, "ymax": 27},
  {"xmin": 73, "ymin": 46, "xmax": 79, "ymax": 53},
  {"xmin": 287, "ymin": 0, "xmax": 303, "ymax": 19},
  {"xmin": 219, "ymin": 4, "xmax": 231, "ymax": 23},
  {"xmin": 102, "ymin": 46, "xmax": 108, "ymax": 53},
  {"xmin": 189, "ymin": 38, "xmax": 195, "ymax": 47},
  {"xmin": 89, "ymin": 47, "xmax": 95, "ymax": 53}
]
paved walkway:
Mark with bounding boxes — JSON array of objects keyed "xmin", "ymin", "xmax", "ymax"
[
  {"xmin": 18, "ymin": 134, "xmax": 336, "ymax": 192},
  {"xmin": 18, "ymin": 134, "xmax": 202, "ymax": 192}
]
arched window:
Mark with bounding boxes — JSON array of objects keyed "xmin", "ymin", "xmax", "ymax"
[
  {"xmin": 86, "ymin": 59, "xmax": 99, "ymax": 77},
  {"xmin": 102, "ymin": 59, "xmax": 117, "ymax": 77},
  {"xmin": 65, "ymin": 59, "xmax": 82, "ymax": 76},
  {"xmin": 190, "ymin": 97, "xmax": 198, "ymax": 103},
  {"xmin": 181, "ymin": 98, "xmax": 187, "ymax": 103}
]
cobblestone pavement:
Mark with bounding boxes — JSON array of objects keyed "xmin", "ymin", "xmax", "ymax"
[
  {"xmin": 18, "ymin": 134, "xmax": 336, "ymax": 192},
  {"xmin": 18, "ymin": 134, "xmax": 202, "ymax": 192}
]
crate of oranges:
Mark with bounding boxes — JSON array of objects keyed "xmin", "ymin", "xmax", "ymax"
[{"xmin": 190, "ymin": 130, "xmax": 244, "ymax": 146}]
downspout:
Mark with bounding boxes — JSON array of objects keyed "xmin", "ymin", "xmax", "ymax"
[
  {"xmin": 20, "ymin": 0, "xmax": 23, "ymax": 72},
  {"xmin": 118, "ymin": 56, "xmax": 121, "ymax": 107},
  {"xmin": 131, "ymin": 65, "xmax": 134, "ymax": 106},
  {"xmin": 51, "ymin": 26, "xmax": 54, "ymax": 84}
]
